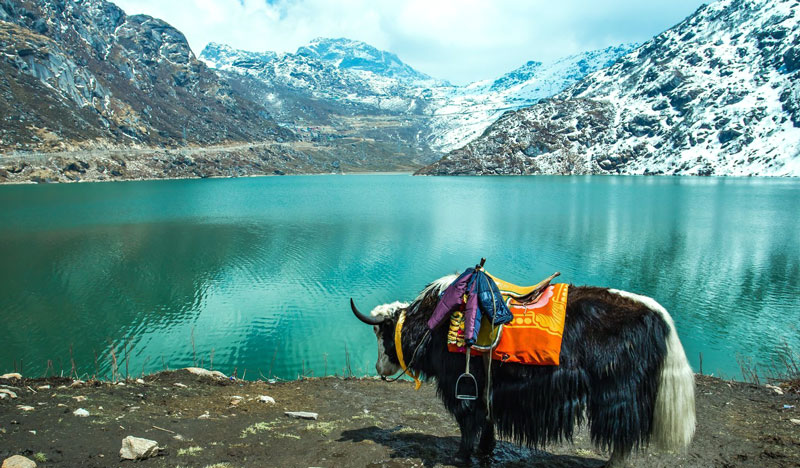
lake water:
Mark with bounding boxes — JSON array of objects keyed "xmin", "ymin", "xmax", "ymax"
[{"xmin": 0, "ymin": 175, "xmax": 798, "ymax": 381}]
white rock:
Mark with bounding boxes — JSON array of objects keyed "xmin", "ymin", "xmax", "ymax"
[
  {"xmin": 183, "ymin": 367, "xmax": 227, "ymax": 379},
  {"xmin": 0, "ymin": 394, "xmax": 6, "ymax": 400},
  {"xmin": 1, "ymin": 455, "xmax": 37, "ymax": 468},
  {"xmin": 198, "ymin": 411, "xmax": 210, "ymax": 419},
  {"xmin": 135, "ymin": 378, "xmax": 145, "ymax": 384},
  {"xmin": 285, "ymin": 411, "xmax": 318, "ymax": 420},
  {"xmin": 72, "ymin": 396, "xmax": 87, "ymax": 402},
  {"xmin": 119, "ymin": 436, "xmax": 159, "ymax": 460},
  {"xmin": 259, "ymin": 395, "xmax": 275, "ymax": 404},
  {"xmin": 73, "ymin": 408, "xmax": 90, "ymax": 417},
  {"xmin": 70, "ymin": 380, "xmax": 84, "ymax": 387},
  {"xmin": 17, "ymin": 405, "xmax": 34, "ymax": 412},
  {"xmin": 0, "ymin": 373, "xmax": 22, "ymax": 380},
  {"xmin": 230, "ymin": 396, "xmax": 243, "ymax": 405},
  {"xmin": 173, "ymin": 383, "xmax": 187, "ymax": 388},
  {"xmin": 766, "ymin": 384, "xmax": 784, "ymax": 395},
  {"xmin": 790, "ymin": 418, "xmax": 800, "ymax": 426}
]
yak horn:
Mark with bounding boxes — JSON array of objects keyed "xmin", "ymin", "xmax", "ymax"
[{"xmin": 350, "ymin": 298, "xmax": 385, "ymax": 325}]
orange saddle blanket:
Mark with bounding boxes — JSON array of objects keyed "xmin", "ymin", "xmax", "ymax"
[{"xmin": 447, "ymin": 277, "xmax": 569, "ymax": 366}]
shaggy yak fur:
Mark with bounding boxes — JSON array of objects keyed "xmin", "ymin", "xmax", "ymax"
[{"xmin": 353, "ymin": 276, "xmax": 696, "ymax": 467}]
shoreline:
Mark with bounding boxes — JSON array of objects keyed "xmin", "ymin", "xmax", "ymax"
[
  {"xmin": 2, "ymin": 147, "xmax": 798, "ymax": 185},
  {"xmin": 1, "ymin": 369, "xmax": 798, "ymax": 467}
]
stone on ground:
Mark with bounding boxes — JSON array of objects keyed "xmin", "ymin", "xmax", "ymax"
[
  {"xmin": 119, "ymin": 436, "xmax": 159, "ymax": 460},
  {"xmin": 183, "ymin": 367, "xmax": 227, "ymax": 379},
  {"xmin": 0, "ymin": 373, "xmax": 22, "ymax": 380},
  {"xmin": 73, "ymin": 408, "xmax": 90, "ymax": 417},
  {"xmin": 259, "ymin": 395, "xmax": 275, "ymax": 404},
  {"xmin": 285, "ymin": 411, "xmax": 318, "ymax": 420},
  {"xmin": 1, "ymin": 455, "xmax": 36, "ymax": 468}
]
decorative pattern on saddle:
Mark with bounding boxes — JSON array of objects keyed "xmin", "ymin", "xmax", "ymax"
[{"xmin": 448, "ymin": 275, "xmax": 569, "ymax": 366}]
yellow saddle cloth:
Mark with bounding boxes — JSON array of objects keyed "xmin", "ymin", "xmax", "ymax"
[{"xmin": 447, "ymin": 275, "xmax": 569, "ymax": 366}]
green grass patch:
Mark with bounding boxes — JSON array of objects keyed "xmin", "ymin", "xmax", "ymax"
[
  {"xmin": 177, "ymin": 446, "xmax": 203, "ymax": 456},
  {"xmin": 304, "ymin": 421, "xmax": 337, "ymax": 436}
]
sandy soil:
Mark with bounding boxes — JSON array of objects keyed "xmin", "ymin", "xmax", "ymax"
[{"xmin": 1, "ymin": 370, "xmax": 798, "ymax": 468}]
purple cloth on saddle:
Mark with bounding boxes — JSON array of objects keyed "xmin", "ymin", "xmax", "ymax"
[{"xmin": 427, "ymin": 268, "xmax": 477, "ymax": 337}]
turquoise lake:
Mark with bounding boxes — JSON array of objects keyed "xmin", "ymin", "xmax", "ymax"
[{"xmin": 0, "ymin": 174, "xmax": 798, "ymax": 381}]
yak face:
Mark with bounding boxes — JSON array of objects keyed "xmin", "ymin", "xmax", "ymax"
[
  {"xmin": 369, "ymin": 301, "xmax": 407, "ymax": 376},
  {"xmin": 351, "ymin": 275, "xmax": 456, "ymax": 377}
]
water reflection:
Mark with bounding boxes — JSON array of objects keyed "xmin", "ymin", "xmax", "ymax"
[{"xmin": 0, "ymin": 175, "xmax": 797, "ymax": 379}]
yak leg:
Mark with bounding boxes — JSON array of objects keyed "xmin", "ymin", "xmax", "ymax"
[
  {"xmin": 476, "ymin": 419, "xmax": 496, "ymax": 456},
  {"xmin": 454, "ymin": 402, "xmax": 484, "ymax": 460},
  {"xmin": 605, "ymin": 450, "xmax": 628, "ymax": 468},
  {"xmin": 476, "ymin": 353, "xmax": 496, "ymax": 457}
]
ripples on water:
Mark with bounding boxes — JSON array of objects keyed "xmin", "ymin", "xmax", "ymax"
[{"xmin": 0, "ymin": 175, "xmax": 798, "ymax": 380}]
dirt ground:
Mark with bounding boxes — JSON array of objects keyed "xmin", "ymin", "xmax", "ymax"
[{"xmin": 1, "ymin": 370, "xmax": 798, "ymax": 468}]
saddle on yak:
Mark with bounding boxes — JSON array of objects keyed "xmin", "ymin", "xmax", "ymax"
[{"xmin": 447, "ymin": 270, "xmax": 568, "ymax": 367}]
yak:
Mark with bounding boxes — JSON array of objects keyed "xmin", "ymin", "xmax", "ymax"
[{"xmin": 351, "ymin": 274, "xmax": 696, "ymax": 467}]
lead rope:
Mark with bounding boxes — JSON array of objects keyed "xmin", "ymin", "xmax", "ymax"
[
  {"xmin": 385, "ymin": 329, "xmax": 430, "ymax": 384},
  {"xmin": 484, "ymin": 272, "xmax": 497, "ymax": 424}
]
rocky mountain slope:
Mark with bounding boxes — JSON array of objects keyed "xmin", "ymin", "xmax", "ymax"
[
  {"xmin": 418, "ymin": 0, "xmax": 800, "ymax": 177},
  {"xmin": 0, "ymin": 0, "xmax": 293, "ymax": 154},
  {"xmin": 0, "ymin": 0, "xmax": 642, "ymax": 179},
  {"xmin": 200, "ymin": 40, "xmax": 632, "ymax": 159},
  {"xmin": 200, "ymin": 41, "xmax": 437, "ymax": 168}
]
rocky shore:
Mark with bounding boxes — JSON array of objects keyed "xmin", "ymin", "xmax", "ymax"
[
  {"xmin": 0, "ymin": 144, "xmax": 331, "ymax": 184},
  {"xmin": 0, "ymin": 369, "xmax": 798, "ymax": 467}
]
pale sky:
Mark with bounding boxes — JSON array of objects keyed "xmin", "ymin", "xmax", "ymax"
[{"xmin": 113, "ymin": 0, "xmax": 712, "ymax": 85}]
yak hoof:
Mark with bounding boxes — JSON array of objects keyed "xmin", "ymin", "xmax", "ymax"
[
  {"xmin": 604, "ymin": 451, "xmax": 628, "ymax": 468},
  {"xmin": 454, "ymin": 448, "xmax": 472, "ymax": 466},
  {"xmin": 476, "ymin": 439, "xmax": 495, "ymax": 457}
]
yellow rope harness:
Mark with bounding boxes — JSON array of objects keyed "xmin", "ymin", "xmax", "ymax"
[{"xmin": 395, "ymin": 310, "xmax": 422, "ymax": 390}]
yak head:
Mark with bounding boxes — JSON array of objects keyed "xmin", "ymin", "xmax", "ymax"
[
  {"xmin": 350, "ymin": 299, "xmax": 407, "ymax": 376},
  {"xmin": 350, "ymin": 274, "xmax": 457, "ymax": 377}
]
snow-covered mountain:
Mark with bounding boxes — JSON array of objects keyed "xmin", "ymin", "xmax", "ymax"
[
  {"xmin": 201, "ymin": 41, "xmax": 428, "ymax": 114},
  {"xmin": 418, "ymin": 0, "xmax": 800, "ymax": 176},
  {"xmin": 424, "ymin": 44, "xmax": 637, "ymax": 152},
  {"xmin": 200, "ymin": 39, "xmax": 632, "ymax": 152},
  {"xmin": 296, "ymin": 37, "xmax": 437, "ymax": 84},
  {"xmin": 200, "ymin": 42, "xmax": 277, "ymax": 70}
]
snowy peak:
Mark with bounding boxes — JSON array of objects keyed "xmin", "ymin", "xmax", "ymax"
[
  {"xmin": 424, "ymin": 44, "xmax": 636, "ymax": 152},
  {"xmin": 418, "ymin": 0, "xmax": 800, "ymax": 177},
  {"xmin": 488, "ymin": 44, "xmax": 637, "ymax": 95},
  {"xmin": 490, "ymin": 61, "xmax": 543, "ymax": 91},
  {"xmin": 200, "ymin": 42, "xmax": 276, "ymax": 70},
  {"xmin": 296, "ymin": 37, "xmax": 434, "ymax": 83}
]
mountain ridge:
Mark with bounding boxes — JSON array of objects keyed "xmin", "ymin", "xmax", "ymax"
[
  {"xmin": 199, "ymin": 39, "xmax": 634, "ymax": 153},
  {"xmin": 417, "ymin": 0, "xmax": 800, "ymax": 176}
]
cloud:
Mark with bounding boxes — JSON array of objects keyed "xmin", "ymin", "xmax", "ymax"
[{"xmin": 113, "ymin": 0, "xmax": 711, "ymax": 84}]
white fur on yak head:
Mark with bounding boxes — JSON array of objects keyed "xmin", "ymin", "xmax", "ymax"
[
  {"xmin": 372, "ymin": 301, "xmax": 407, "ymax": 375},
  {"xmin": 350, "ymin": 298, "xmax": 406, "ymax": 376}
]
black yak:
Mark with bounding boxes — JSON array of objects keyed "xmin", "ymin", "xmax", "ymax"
[{"xmin": 351, "ymin": 274, "xmax": 695, "ymax": 467}]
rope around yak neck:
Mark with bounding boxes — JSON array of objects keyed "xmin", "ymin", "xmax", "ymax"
[{"xmin": 385, "ymin": 311, "xmax": 429, "ymax": 388}]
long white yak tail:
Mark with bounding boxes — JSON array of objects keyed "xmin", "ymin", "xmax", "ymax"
[{"xmin": 610, "ymin": 289, "xmax": 696, "ymax": 451}]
